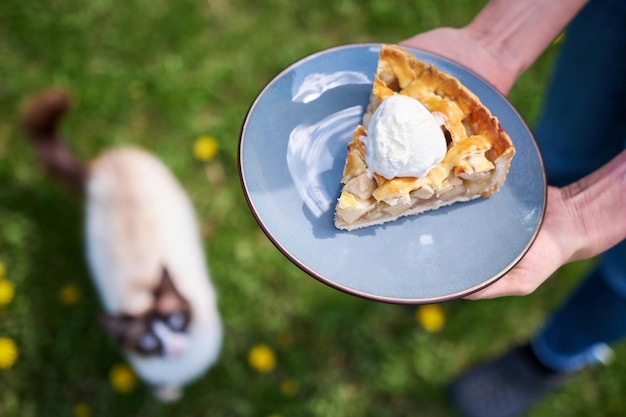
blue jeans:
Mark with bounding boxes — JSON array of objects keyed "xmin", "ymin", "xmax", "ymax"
[{"xmin": 530, "ymin": 0, "xmax": 626, "ymax": 372}]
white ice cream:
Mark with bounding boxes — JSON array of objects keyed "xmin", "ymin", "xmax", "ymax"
[{"xmin": 365, "ymin": 94, "xmax": 446, "ymax": 179}]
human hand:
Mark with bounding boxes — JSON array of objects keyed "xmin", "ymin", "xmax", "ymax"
[
  {"xmin": 401, "ymin": 0, "xmax": 588, "ymax": 96},
  {"xmin": 401, "ymin": 27, "xmax": 518, "ymax": 96},
  {"xmin": 464, "ymin": 187, "xmax": 576, "ymax": 299},
  {"xmin": 466, "ymin": 149, "xmax": 626, "ymax": 299}
]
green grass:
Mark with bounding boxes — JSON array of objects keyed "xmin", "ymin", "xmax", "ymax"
[{"xmin": 1, "ymin": 0, "xmax": 624, "ymax": 416}]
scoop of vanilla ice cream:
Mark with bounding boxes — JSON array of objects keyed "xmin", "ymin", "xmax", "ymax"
[{"xmin": 365, "ymin": 94, "xmax": 446, "ymax": 179}]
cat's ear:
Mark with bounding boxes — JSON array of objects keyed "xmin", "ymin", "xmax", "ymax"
[
  {"xmin": 98, "ymin": 313, "xmax": 127, "ymax": 342},
  {"xmin": 155, "ymin": 266, "xmax": 189, "ymax": 313},
  {"xmin": 155, "ymin": 266, "xmax": 179, "ymax": 298}
]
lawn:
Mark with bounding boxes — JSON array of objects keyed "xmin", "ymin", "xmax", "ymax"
[{"xmin": 0, "ymin": 0, "xmax": 624, "ymax": 416}]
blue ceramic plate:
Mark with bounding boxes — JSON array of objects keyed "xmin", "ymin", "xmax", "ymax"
[{"xmin": 239, "ymin": 44, "xmax": 546, "ymax": 304}]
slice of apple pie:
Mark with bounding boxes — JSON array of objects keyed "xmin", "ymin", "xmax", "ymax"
[{"xmin": 334, "ymin": 44, "xmax": 515, "ymax": 231}]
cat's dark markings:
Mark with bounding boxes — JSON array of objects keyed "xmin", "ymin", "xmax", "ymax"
[{"xmin": 99, "ymin": 267, "xmax": 191, "ymax": 356}]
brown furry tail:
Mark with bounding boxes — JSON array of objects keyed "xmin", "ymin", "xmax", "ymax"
[{"xmin": 22, "ymin": 90, "xmax": 86, "ymax": 193}]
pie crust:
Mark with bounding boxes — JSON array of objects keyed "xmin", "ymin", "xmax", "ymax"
[{"xmin": 334, "ymin": 44, "xmax": 515, "ymax": 230}]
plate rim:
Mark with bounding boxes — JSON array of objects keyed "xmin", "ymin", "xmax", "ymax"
[{"xmin": 238, "ymin": 42, "xmax": 547, "ymax": 304}]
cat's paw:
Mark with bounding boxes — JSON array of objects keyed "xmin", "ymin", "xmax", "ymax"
[{"xmin": 153, "ymin": 384, "xmax": 183, "ymax": 402}]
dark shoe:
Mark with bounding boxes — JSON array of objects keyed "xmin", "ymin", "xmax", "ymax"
[{"xmin": 447, "ymin": 344, "xmax": 572, "ymax": 417}]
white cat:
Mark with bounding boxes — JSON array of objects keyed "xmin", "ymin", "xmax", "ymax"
[{"xmin": 22, "ymin": 90, "xmax": 223, "ymax": 401}]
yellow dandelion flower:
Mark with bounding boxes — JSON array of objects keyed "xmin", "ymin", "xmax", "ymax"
[
  {"xmin": 248, "ymin": 344, "xmax": 276, "ymax": 373},
  {"xmin": 109, "ymin": 363, "xmax": 138, "ymax": 393},
  {"xmin": 0, "ymin": 261, "xmax": 5, "ymax": 279},
  {"xmin": 73, "ymin": 403, "xmax": 91, "ymax": 417},
  {"xmin": 0, "ymin": 337, "xmax": 18, "ymax": 369},
  {"xmin": 416, "ymin": 304, "xmax": 446, "ymax": 333},
  {"xmin": 193, "ymin": 135, "xmax": 219, "ymax": 161},
  {"xmin": 0, "ymin": 280, "xmax": 15, "ymax": 307},
  {"xmin": 59, "ymin": 284, "xmax": 81, "ymax": 306},
  {"xmin": 280, "ymin": 378, "xmax": 299, "ymax": 397}
]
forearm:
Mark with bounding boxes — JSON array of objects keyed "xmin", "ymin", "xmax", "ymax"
[
  {"xmin": 466, "ymin": 0, "xmax": 589, "ymax": 80},
  {"xmin": 563, "ymin": 150, "xmax": 626, "ymax": 262}
]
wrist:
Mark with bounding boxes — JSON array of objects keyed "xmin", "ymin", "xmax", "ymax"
[
  {"xmin": 561, "ymin": 151, "xmax": 626, "ymax": 262},
  {"xmin": 462, "ymin": 23, "xmax": 523, "ymax": 85},
  {"xmin": 465, "ymin": 0, "xmax": 589, "ymax": 83}
]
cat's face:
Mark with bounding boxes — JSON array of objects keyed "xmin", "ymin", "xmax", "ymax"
[{"xmin": 99, "ymin": 267, "xmax": 192, "ymax": 357}]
